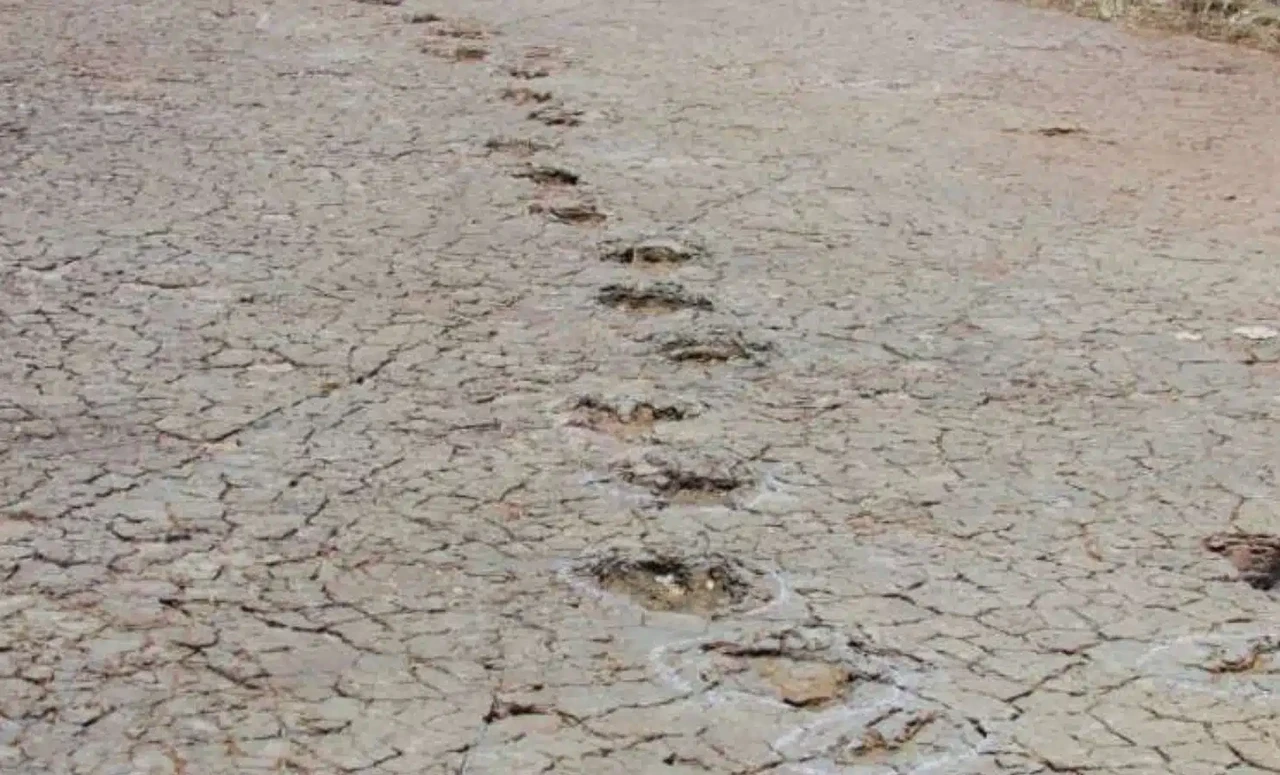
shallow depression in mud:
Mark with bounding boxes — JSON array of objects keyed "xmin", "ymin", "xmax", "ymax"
[
  {"xmin": 612, "ymin": 450, "xmax": 750, "ymax": 506},
  {"xmin": 651, "ymin": 626, "xmax": 990, "ymax": 770},
  {"xmin": 529, "ymin": 199, "xmax": 605, "ymax": 224},
  {"xmin": 596, "ymin": 282, "xmax": 713, "ymax": 314},
  {"xmin": 1203, "ymin": 532, "xmax": 1280, "ymax": 590},
  {"xmin": 568, "ymin": 550, "xmax": 772, "ymax": 616},
  {"xmin": 599, "ymin": 237, "xmax": 707, "ymax": 270},
  {"xmin": 567, "ymin": 395, "xmax": 691, "ymax": 439},
  {"xmin": 701, "ymin": 640, "xmax": 856, "ymax": 708},
  {"xmin": 656, "ymin": 328, "xmax": 772, "ymax": 364}
]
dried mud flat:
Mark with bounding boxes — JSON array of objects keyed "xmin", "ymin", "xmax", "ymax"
[{"xmin": 2, "ymin": 0, "xmax": 1280, "ymax": 773}]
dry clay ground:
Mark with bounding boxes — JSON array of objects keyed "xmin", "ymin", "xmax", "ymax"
[{"xmin": 2, "ymin": 0, "xmax": 1280, "ymax": 772}]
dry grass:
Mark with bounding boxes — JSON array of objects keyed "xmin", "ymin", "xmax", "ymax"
[{"xmin": 1023, "ymin": 0, "xmax": 1280, "ymax": 52}]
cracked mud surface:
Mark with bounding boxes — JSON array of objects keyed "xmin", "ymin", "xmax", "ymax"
[{"xmin": 3, "ymin": 0, "xmax": 1280, "ymax": 773}]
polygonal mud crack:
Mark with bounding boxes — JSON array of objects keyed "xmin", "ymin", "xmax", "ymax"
[
  {"xmin": 581, "ymin": 549, "xmax": 766, "ymax": 616},
  {"xmin": 656, "ymin": 327, "xmax": 771, "ymax": 364},
  {"xmin": 596, "ymin": 282, "xmax": 712, "ymax": 314},
  {"xmin": 599, "ymin": 237, "xmax": 706, "ymax": 269},
  {"xmin": 1203, "ymin": 532, "xmax": 1280, "ymax": 590},
  {"xmin": 567, "ymin": 395, "xmax": 694, "ymax": 439},
  {"xmin": 613, "ymin": 450, "xmax": 749, "ymax": 506}
]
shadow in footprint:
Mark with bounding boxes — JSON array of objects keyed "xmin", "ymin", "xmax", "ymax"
[
  {"xmin": 529, "ymin": 104, "xmax": 583, "ymax": 126},
  {"xmin": 656, "ymin": 328, "xmax": 771, "ymax": 364},
  {"xmin": 529, "ymin": 200, "xmax": 605, "ymax": 225},
  {"xmin": 485, "ymin": 137, "xmax": 553, "ymax": 157},
  {"xmin": 1204, "ymin": 532, "xmax": 1280, "ymax": 590},
  {"xmin": 512, "ymin": 164, "xmax": 579, "ymax": 186},
  {"xmin": 596, "ymin": 282, "xmax": 712, "ymax": 314},
  {"xmin": 613, "ymin": 449, "xmax": 748, "ymax": 506},
  {"xmin": 567, "ymin": 395, "xmax": 691, "ymax": 439},
  {"xmin": 423, "ymin": 42, "xmax": 489, "ymax": 62},
  {"xmin": 599, "ymin": 237, "xmax": 706, "ymax": 270},
  {"xmin": 502, "ymin": 87, "xmax": 553, "ymax": 105}
]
